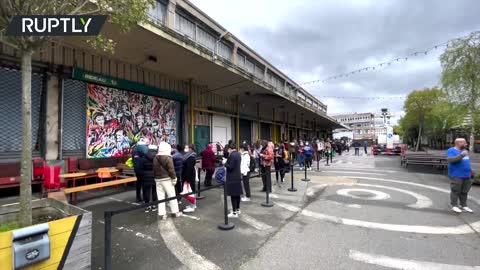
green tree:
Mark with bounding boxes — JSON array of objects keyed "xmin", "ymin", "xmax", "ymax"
[
  {"xmin": 404, "ymin": 88, "xmax": 444, "ymax": 151},
  {"xmin": 0, "ymin": 0, "xmax": 153, "ymax": 227},
  {"xmin": 424, "ymin": 101, "xmax": 467, "ymax": 149},
  {"xmin": 440, "ymin": 31, "xmax": 480, "ymax": 152}
]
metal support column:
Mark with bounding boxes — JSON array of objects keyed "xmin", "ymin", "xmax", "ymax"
[
  {"xmin": 236, "ymin": 95, "xmax": 240, "ymax": 148},
  {"xmin": 189, "ymin": 80, "xmax": 194, "ymax": 144},
  {"xmin": 256, "ymin": 102, "xmax": 260, "ymax": 140}
]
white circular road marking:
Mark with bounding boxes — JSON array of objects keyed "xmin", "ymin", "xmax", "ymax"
[
  {"xmin": 278, "ymin": 177, "xmax": 480, "ymax": 234},
  {"xmin": 336, "ymin": 188, "xmax": 390, "ymax": 200}
]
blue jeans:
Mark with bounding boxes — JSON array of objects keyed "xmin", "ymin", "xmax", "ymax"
[{"xmin": 297, "ymin": 153, "xmax": 305, "ymax": 167}]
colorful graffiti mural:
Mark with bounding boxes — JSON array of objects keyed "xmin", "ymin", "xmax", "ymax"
[{"xmin": 86, "ymin": 83, "xmax": 178, "ymax": 158}]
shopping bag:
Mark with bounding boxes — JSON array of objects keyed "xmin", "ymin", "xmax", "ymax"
[
  {"xmin": 215, "ymin": 167, "xmax": 226, "ymax": 184},
  {"xmin": 180, "ymin": 182, "xmax": 196, "ymax": 204}
]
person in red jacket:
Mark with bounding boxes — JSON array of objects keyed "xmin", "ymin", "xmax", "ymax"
[
  {"xmin": 260, "ymin": 140, "xmax": 274, "ymax": 193},
  {"xmin": 201, "ymin": 144, "xmax": 216, "ymax": 186}
]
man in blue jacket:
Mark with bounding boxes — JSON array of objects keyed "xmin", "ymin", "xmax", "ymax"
[
  {"xmin": 447, "ymin": 138, "xmax": 473, "ymax": 213},
  {"xmin": 171, "ymin": 144, "xmax": 184, "ymax": 196},
  {"xmin": 132, "ymin": 138, "xmax": 148, "ymax": 202}
]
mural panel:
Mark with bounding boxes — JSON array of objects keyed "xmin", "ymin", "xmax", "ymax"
[{"xmin": 86, "ymin": 83, "xmax": 178, "ymax": 158}]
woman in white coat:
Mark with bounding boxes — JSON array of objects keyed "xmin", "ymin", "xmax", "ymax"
[{"xmin": 240, "ymin": 144, "xmax": 251, "ymax": 202}]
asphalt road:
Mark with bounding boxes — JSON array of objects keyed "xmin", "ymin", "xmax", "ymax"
[{"xmin": 78, "ymin": 152, "xmax": 480, "ymax": 270}]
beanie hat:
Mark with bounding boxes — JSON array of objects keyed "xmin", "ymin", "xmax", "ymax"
[{"xmin": 158, "ymin": 142, "xmax": 172, "ymax": 156}]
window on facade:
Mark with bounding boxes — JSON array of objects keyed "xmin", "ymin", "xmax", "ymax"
[
  {"xmin": 148, "ymin": 0, "xmax": 167, "ymax": 24},
  {"xmin": 254, "ymin": 65, "xmax": 264, "ymax": 79},
  {"xmin": 197, "ymin": 26, "xmax": 216, "ymax": 51},
  {"xmin": 175, "ymin": 13, "xmax": 195, "ymax": 39},
  {"xmin": 218, "ymin": 42, "xmax": 233, "ymax": 61}
]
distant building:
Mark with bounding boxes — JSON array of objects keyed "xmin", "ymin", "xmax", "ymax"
[{"xmin": 331, "ymin": 112, "xmax": 375, "ymax": 140}]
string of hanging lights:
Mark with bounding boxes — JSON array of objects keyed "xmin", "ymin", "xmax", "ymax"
[{"xmin": 299, "ymin": 31, "xmax": 480, "ymax": 86}]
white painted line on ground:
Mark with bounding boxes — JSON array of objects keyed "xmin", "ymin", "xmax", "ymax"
[
  {"xmin": 353, "ymin": 176, "xmax": 480, "ymax": 205},
  {"xmin": 158, "ymin": 219, "xmax": 221, "ymax": 270},
  {"xmin": 354, "ymin": 183, "xmax": 433, "ymax": 209},
  {"xmin": 239, "ymin": 213, "xmax": 273, "ymax": 231},
  {"xmin": 106, "ymin": 196, "xmax": 140, "ymax": 205},
  {"xmin": 349, "ymin": 250, "xmax": 480, "ymax": 270},
  {"xmin": 301, "ymin": 209, "xmax": 480, "ymax": 234},
  {"xmin": 321, "ymin": 170, "xmax": 387, "ymax": 176},
  {"xmin": 336, "ymin": 188, "xmax": 390, "ymax": 201},
  {"xmin": 98, "ymin": 220, "xmax": 158, "ymax": 242},
  {"xmin": 322, "ymin": 167, "xmax": 398, "ymax": 173},
  {"xmin": 276, "ymin": 202, "xmax": 301, "ymax": 212},
  {"xmin": 182, "ymin": 214, "xmax": 200, "ymax": 220}
]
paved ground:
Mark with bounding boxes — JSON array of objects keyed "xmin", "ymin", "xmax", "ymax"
[{"xmin": 67, "ymin": 150, "xmax": 480, "ymax": 270}]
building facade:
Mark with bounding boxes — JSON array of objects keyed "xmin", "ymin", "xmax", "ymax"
[
  {"xmin": 0, "ymin": 0, "xmax": 341, "ymax": 162},
  {"xmin": 331, "ymin": 112, "xmax": 375, "ymax": 141}
]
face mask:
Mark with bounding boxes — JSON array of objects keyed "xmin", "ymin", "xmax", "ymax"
[
  {"xmin": 460, "ymin": 146, "xmax": 467, "ymax": 150},
  {"xmin": 184, "ymin": 148, "xmax": 189, "ymax": 152}
]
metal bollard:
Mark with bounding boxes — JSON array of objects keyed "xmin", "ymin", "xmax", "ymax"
[
  {"xmin": 301, "ymin": 162, "xmax": 310, "ymax": 182},
  {"xmin": 218, "ymin": 182, "xmax": 235, "ymax": 230},
  {"xmin": 261, "ymin": 168, "xmax": 274, "ymax": 207},
  {"xmin": 104, "ymin": 212, "xmax": 112, "ymax": 270},
  {"xmin": 196, "ymin": 168, "xmax": 205, "ymax": 200},
  {"xmin": 288, "ymin": 160, "xmax": 297, "ymax": 192},
  {"xmin": 316, "ymin": 156, "xmax": 321, "ymax": 172}
]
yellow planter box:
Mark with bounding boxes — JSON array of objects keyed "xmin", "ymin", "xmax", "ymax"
[{"xmin": 0, "ymin": 199, "xmax": 91, "ymax": 270}]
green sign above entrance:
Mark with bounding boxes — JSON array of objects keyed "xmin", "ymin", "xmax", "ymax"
[{"xmin": 72, "ymin": 68, "xmax": 187, "ymax": 102}]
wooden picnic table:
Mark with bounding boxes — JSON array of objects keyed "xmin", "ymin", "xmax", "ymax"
[
  {"xmin": 59, "ymin": 172, "xmax": 88, "ymax": 201},
  {"xmin": 95, "ymin": 168, "xmax": 119, "ymax": 174}
]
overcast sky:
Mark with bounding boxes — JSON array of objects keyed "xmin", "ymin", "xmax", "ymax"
[{"xmin": 190, "ymin": 0, "xmax": 480, "ymax": 124}]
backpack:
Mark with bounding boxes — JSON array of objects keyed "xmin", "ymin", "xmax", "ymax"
[
  {"xmin": 284, "ymin": 150, "xmax": 289, "ymax": 161},
  {"xmin": 215, "ymin": 167, "xmax": 226, "ymax": 184}
]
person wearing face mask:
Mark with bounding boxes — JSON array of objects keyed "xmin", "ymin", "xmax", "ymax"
[
  {"xmin": 182, "ymin": 144, "xmax": 197, "ymax": 213},
  {"xmin": 297, "ymin": 141, "xmax": 305, "ymax": 170},
  {"xmin": 447, "ymin": 138, "xmax": 473, "ymax": 213},
  {"xmin": 274, "ymin": 144, "xmax": 286, "ymax": 185},
  {"xmin": 303, "ymin": 141, "xmax": 314, "ymax": 171},
  {"xmin": 223, "ymin": 144, "xmax": 243, "ymax": 217}
]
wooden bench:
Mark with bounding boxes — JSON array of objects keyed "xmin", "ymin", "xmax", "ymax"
[
  {"xmin": 404, "ymin": 156, "xmax": 447, "ymax": 169},
  {"xmin": 64, "ymin": 177, "xmax": 137, "ymax": 203}
]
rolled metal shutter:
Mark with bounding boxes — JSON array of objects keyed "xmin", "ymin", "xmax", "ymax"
[
  {"xmin": 0, "ymin": 67, "xmax": 43, "ymax": 161},
  {"xmin": 62, "ymin": 79, "xmax": 86, "ymax": 158}
]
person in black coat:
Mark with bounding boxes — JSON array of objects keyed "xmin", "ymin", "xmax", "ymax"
[
  {"xmin": 143, "ymin": 144, "xmax": 159, "ymax": 212},
  {"xmin": 132, "ymin": 138, "xmax": 148, "ymax": 202},
  {"xmin": 223, "ymin": 143, "xmax": 243, "ymax": 218},
  {"xmin": 182, "ymin": 144, "xmax": 197, "ymax": 213}
]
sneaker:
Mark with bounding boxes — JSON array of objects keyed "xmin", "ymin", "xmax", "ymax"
[
  {"xmin": 145, "ymin": 206, "xmax": 151, "ymax": 213},
  {"xmin": 183, "ymin": 207, "xmax": 195, "ymax": 213},
  {"xmin": 462, "ymin": 206, "xmax": 474, "ymax": 213},
  {"xmin": 151, "ymin": 206, "xmax": 157, "ymax": 212},
  {"xmin": 241, "ymin": 197, "xmax": 251, "ymax": 202},
  {"xmin": 452, "ymin": 206, "xmax": 462, "ymax": 213},
  {"xmin": 228, "ymin": 211, "xmax": 239, "ymax": 218},
  {"xmin": 236, "ymin": 209, "xmax": 241, "ymax": 214}
]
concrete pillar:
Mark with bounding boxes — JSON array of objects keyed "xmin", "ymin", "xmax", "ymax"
[
  {"xmin": 46, "ymin": 75, "xmax": 59, "ymax": 160},
  {"xmin": 166, "ymin": 0, "xmax": 177, "ymax": 29}
]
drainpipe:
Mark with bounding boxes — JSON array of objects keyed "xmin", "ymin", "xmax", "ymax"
[{"xmin": 57, "ymin": 75, "xmax": 64, "ymax": 160}]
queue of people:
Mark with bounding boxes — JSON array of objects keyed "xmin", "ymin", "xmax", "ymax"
[{"xmin": 131, "ymin": 137, "xmax": 345, "ymax": 220}]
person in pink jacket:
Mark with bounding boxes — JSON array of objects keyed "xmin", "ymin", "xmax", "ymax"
[{"xmin": 260, "ymin": 140, "xmax": 274, "ymax": 193}]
